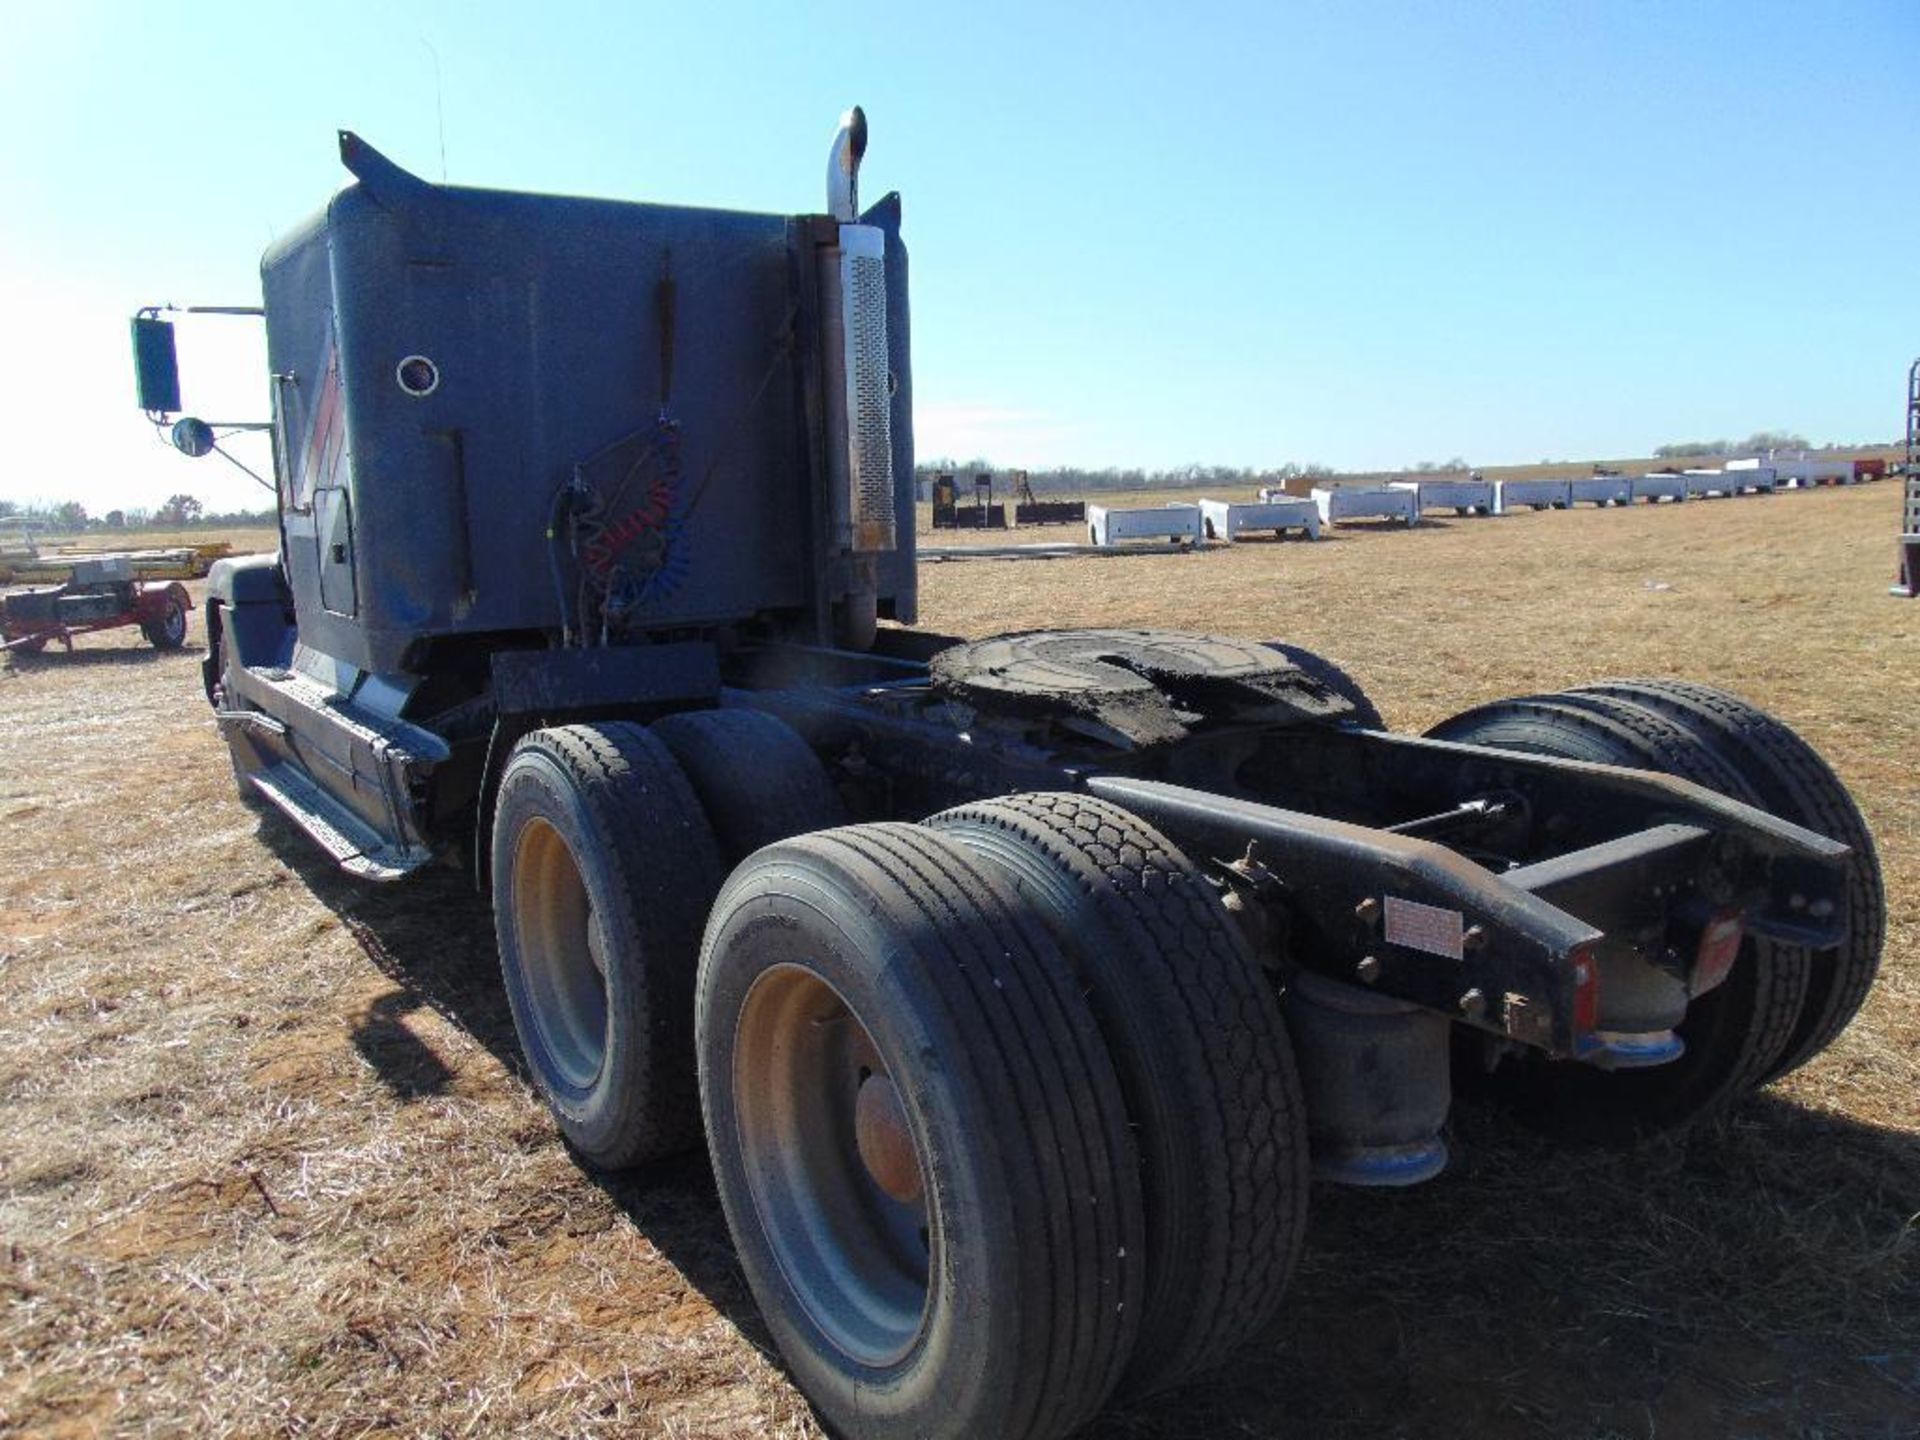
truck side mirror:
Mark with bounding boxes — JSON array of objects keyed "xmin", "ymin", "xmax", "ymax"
[
  {"xmin": 130, "ymin": 314, "xmax": 182, "ymax": 413},
  {"xmin": 169, "ymin": 417, "xmax": 215, "ymax": 458}
]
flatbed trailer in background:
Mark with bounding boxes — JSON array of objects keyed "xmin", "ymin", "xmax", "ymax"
[
  {"xmin": 0, "ymin": 536, "xmax": 231, "ymax": 585},
  {"xmin": 1010, "ymin": 470, "xmax": 1087, "ymax": 526}
]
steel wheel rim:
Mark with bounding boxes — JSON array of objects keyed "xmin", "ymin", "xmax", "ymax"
[
  {"xmin": 162, "ymin": 602, "xmax": 185, "ymax": 644},
  {"xmin": 734, "ymin": 963, "xmax": 933, "ymax": 1366},
  {"xmin": 511, "ymin": 816, "xmax": 607, "ymax": 1089}
]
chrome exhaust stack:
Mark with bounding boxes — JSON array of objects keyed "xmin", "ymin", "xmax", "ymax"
[
  {"xmin": 818, "ymin": 106, "xmax": 894, "ymax": 647},
  {"xmin": 826, "ymin": 106, "xmax": 867, "ymax": 223}
]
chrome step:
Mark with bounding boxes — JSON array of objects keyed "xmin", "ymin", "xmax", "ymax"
[{"xmin": 247, "ymin": 759, "xmax": 433, "ymax": 882}]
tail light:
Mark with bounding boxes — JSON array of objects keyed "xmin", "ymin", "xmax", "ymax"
[
  {"xmin": 1571, "ymin": 947, "xmax": 1600, "ymax": 1035},
  {"xmin": 1692, "ymin": 910, "xmax": 1745, "ymax": 997}
]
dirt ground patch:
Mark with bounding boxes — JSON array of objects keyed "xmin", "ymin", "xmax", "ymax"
[{"xmin": 1, "ymin": 484, "xmax": 1915, "ymax": 1438}]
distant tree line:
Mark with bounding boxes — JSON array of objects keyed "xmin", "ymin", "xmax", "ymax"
[
  {"xmin": 924, "ymin": 431, "xmax": 1896, "ymax": 493},
  {"xmin": 917, "ymin": 457, "xmax": 1506, "ymax": 494},
  {"xmin": 915, "ymin": 459, "xmax": 1339, "ymax": 496},
  {"xmin": 0, "ymin": 495, "xmax": 274, "ymax": 532},
  {"xmin": 1653, "ymin": 431, "xmax": 1814, "ymax": 459}
]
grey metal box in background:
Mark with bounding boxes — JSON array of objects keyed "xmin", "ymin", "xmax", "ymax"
[{"xmin": 69, "ymin": 556, "xmax": 134, "ymax": 584}]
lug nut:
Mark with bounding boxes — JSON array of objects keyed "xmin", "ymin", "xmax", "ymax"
[
  {"xmin": 1354, "ymin": 897, "xmax": 1382, "ymax": 927},
  {"xmin": 1462, "ymin": 924, "xmax": 1487, "ymax": 952},
  {"xmin": 1355, "ymin": 955, "xmax": 1382, "ymax": 984},
  {"xmin": 1458, "ymin": 987, "xmax": 1486, "ymax": 1020}
]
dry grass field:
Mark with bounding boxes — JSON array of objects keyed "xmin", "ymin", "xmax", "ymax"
[
  {"xmin": 16, "ymin": 527, "xmax": 281, "ymax": 556},
  {"xmin": 2, "ymin": 484, "xmax": 1916, "ymax": 1438}
]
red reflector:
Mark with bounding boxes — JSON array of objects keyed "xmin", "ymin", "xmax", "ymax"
[
  {"xmin": 1571, "ymin": 949, "xmax": 1600, "ymax": 1034},
  {"xmin": 1693, "ymin": 912, "xmax": 1745, "ymax": 997}
]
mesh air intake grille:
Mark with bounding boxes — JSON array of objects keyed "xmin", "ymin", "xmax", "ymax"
[{"xmin": 843, "ymin": 244, "xmax": 895, "ymax": 550}]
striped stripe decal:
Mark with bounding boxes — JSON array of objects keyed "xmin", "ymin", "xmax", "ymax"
[{"xmin": 294, "ymin": 341, "xmax": 346, "ymax": 509}]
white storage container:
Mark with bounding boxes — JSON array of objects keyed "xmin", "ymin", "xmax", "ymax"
[
  {"xmin": 1630, "ymin": 473, "xmax": 1687, "ymax": 504},
  {"xmin": 1198, "ymin": 497, "xmax": 1320, "ymax": 541},
  {"xmin": 1493, "ymin": 479, "xmax": 1572, "ymax": 513},
  {"xmin": 1086, "ymin": 504, "xmax": 1205, "ymax": 546},
  {"xmin": 1389, "ymin": 479, "xmax": 1495, "ymax": 516},
  {"xmin": 1568, "ymin": 476, "xmax": 1633, "ymax": 507},
  {"xmin": 1310, "ymin": 486, "xmax": 1418, "ymax": 527}
]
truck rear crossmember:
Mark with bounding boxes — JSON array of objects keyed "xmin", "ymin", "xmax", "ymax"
[{"xmin": 739, "ymin": 650, "xmax": 1848, "ymax": 1069}]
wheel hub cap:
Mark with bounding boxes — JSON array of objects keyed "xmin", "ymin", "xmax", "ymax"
[{"xmin": 854, "ymin": 1073, "xmax": 922, "ymax": 1204}]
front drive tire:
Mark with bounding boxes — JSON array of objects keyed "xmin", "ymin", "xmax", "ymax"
[
  {"xmin": 492, "ymin": 722, "xmax": 723, "ymax": 1169},
  {"xmin": 697, "ymin": 823, "xmax": 1145, "ymax": 1440},
  {"xmin": 650, "ymin": 708, "xmax": 845, "ymax": 863}
]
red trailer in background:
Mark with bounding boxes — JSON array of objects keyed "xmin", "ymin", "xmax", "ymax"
[{"xmin": 1, "ymin": 556, "xmax": 192, "ymax": 656}]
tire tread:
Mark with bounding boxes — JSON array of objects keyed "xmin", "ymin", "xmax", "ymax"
[
  {"xmin": 1423, "ymin": 697, "xmax": 1803, "ymax": 1135},
  {"xmin": 651, "ymin": 709, "xmax": 845, "ymax": 862},
  {"xmin": 931, "ymin": 792, "xmax": 1308, "ymax": 1396},
  {"xmin": 698, "ymin": 822, "xmax": 1144, "ymax": 1440},
  {"xmin": 1571, "ymin": 680, "xmax": 1885, "ymax": 1077},
  {"xmin": 494, "ymin": 721, "xmax": 723, "ymax": 1167}
]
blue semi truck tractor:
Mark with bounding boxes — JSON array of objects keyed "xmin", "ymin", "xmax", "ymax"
[{"xmin": 132, "ymin": 111, "xmax": 1882, "ymax": 1440}]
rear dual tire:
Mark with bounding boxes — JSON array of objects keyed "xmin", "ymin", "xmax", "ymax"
[
  {"xmin": 650, "ymin": 708, "xmax": 845, "ymax": 862},
  {"xmin": 1428, "ymin": 682, "xmax": 1883, "ymax": 1141},
  {"xmin": 698, "ymin": 806, "xmax": 1312, "ymax": 1435},
  {"xmin": 698, "ymin": 824, "xmax": 1145, "ymax": 1440},
  {"xmin": 1428, "ymin": 696, "xmax": 1798, "ymax": 1140},
  {"xmin": 493, "ymin": 720, "xmax": 1312, "ymax": 1436},
  {"xmin": 492, "ymin": 709, "xmax": 838, "ymax": 1168},
  {"xmin": 928, "ymin": 792, "xmax": 1308, "ymax": 1399},
  {"xmin": 1564, "ymin": 680, "xmax": 1885, "ymax": 1081}
]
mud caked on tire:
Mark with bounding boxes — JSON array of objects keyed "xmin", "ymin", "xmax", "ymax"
[
  {"xmin": 697, "ymin": 823, "xmax": 1145, "ymax": 1440},
  {"xmin": 492, "ymin": 722, "xmax": 723, "ymax": 1169},
  {"xmin": 929, "ymin": 792, "xmax": 1309, "ymax": 1398},
  {"xmin": 1426, "ymin": 694, "xmax": 1815, "ymax": 1141},
  {"xmin": 1564, "ymin": 680, "xmax": 1885, "ymax": 1080},
  {"xmin": 650, "ymin": 708, "xmax": 845, "ymax": 863}
]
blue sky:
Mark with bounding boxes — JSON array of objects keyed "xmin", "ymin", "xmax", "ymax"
[{"xmin": 2, "ymin": 1, "xmax": 1913, "ymax": 513}]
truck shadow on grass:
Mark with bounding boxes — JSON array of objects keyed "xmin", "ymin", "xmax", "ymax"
[
  {"xmin": 1090, "ymin": 1093, "xmax": 1920, "ymax": 1439},
  {"xmin": 254, "ymin": 819, "xmax": 781, "ymax": 1356},
  {"xmin": 258, "ymin": 817, "xmax": 1920, "ymax": 1440}
]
